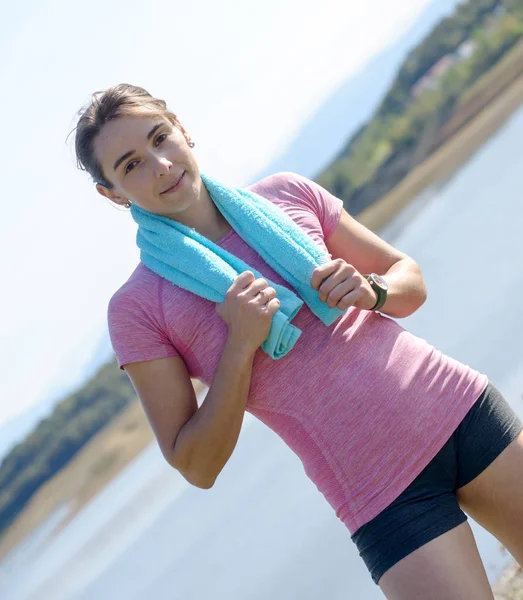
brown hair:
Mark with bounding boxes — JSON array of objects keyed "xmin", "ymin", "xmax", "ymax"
[{"xmin": 72, "ymin": 83, "xmax": 181, "ymax": 189}]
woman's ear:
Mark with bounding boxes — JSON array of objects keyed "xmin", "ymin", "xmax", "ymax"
[
  {"xmin": 96, "ymin": 183, "xmax": 128, "ymax": 207},
  {"xmin": 173, "ymin": 118, "xmax": 189, "ymax": 138}
]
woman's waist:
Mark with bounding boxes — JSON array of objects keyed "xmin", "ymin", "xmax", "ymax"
[{"xmin": 246, "ymin": 313, "xmax": 486, "ymax": 417}]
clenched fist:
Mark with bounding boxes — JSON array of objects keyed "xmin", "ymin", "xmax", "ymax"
[
  {"xmin": 310, "ymin": 259, "xmax": 377, "ymax": 311},
  {"xmin": 216, "ymin": 271, "xmax": 281, "ymax": 353}
]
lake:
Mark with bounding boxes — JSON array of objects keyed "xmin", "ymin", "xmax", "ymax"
[{"xmin": 2, "ymin": 104, "xmax": 523, "ymax": 599}]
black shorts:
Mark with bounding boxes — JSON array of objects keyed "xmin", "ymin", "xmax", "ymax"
[{"xmin": 350, "ymin": 381, "xmax": 523, "ymax": 585}]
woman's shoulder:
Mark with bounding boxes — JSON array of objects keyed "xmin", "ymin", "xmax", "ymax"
[
  {"xmin": 246, "ymin": 171, "xmax": 342, "ymax": 216},
  {"xmin": 246, "ymin": 171, "xmax": 315, "ymax": 200},
  {"xmin": 246, "ymin": 171, "xmax": 343, "ymax": 241},
  {"xmin": 108, "ymin": 262, "xmax": 162, "ymax": 316},
  {"xmin": 107, "ymin": 263, "xmax": 180, "ymax": 369}
]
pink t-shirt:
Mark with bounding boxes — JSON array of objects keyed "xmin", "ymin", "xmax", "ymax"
[{"xmin": 107, "ymin": 171, "xmax": 489, "ymax": 534}]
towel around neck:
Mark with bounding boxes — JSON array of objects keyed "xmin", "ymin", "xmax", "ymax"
[{"xmin": 129, "ymin": 172, "xmax": 346, "ymax": 359}]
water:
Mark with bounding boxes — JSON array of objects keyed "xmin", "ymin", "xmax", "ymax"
[{"xmin": 2, "ymin": 106, "xmax": 523, "ymax": 599}]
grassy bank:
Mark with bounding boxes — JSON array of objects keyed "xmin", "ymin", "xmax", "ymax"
[
  {"xmin": 0, "ymin": 379, "xmax": 206, "ymax": 561},
  {"xmin": 357, "ymin": 58, "xmax": 523, "ymax": 233}
]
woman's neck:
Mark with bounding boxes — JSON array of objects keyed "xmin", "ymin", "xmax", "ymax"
[{"xmin": 180, "ymin": 177, "xmax": 232, "ymax": 242}]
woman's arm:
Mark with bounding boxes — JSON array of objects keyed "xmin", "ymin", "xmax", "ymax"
[
  {"xmin": 171, "ymin": 336, "xmax": 256, "ymax": 488},
  {"xmin": 125, "ymin": 271, "xmax": 278, "ymax": 489},
  {"xmin": 125, "ymin": 339, "xmax": 256, "ymax": 489},
  {"xmin": 324, "ymin": 208, "xmax": 428, "ymax": 318}
]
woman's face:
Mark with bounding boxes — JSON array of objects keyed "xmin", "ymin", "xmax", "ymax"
[{"xmin": 94, "ymin": 113, "xmax": 201, "ymax": 218}]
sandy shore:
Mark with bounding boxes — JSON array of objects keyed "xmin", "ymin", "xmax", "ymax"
[
  {"xmin": 357, "ymin": 70, "xmax": 523, "ymax": 233},
  {"xmin": 2, "ymin": 57, "xmax": 523, "ymax": 594},
  {"xmin": 0, "ymin": 379, "xmax": 206, "ymax": 561}
]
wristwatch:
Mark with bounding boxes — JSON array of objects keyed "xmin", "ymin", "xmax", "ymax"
[{"xmin": 363, "ymin": 273, "xmax": 388, "ymax": 311}]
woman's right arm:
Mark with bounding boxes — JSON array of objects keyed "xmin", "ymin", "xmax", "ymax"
[{"xmin": 124, "ymin": 271, "xmax": 279, "ymax": 489}]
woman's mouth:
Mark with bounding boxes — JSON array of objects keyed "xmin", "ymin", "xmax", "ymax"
[{"xmin": 161, "ymin": 171, "xmax": 185, "ymax": 194}]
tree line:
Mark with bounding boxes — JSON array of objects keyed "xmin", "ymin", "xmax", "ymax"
[
  {"xmin": 316, "ymin": 0, "xmax": 523, "ymax": 215},
  {"xmin": 0, "ymin": 359, "xmax": 136, "ymax": 539}
]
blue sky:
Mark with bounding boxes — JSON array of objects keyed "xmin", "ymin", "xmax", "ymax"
[{"xmin": 0, "ymin": 0, "xmax": 434, "ymax": 428}]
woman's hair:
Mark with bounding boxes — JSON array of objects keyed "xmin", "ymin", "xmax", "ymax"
[{"xmin": 73, "ymin": 83, "xmax": 180, "ymax": 189}]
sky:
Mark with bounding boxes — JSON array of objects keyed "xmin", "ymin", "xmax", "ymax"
[{"xmin": 0, "ymin": 0, "xmax": 435, "ymax": 431}]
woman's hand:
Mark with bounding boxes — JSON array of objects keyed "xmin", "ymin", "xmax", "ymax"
[
  {"xmin": 216, "ymin": 271, "xmax": 280, "ymax": 354},
  {"xmin": 310, "ymin": 258, "xmax": 378, "ymax": 311}
]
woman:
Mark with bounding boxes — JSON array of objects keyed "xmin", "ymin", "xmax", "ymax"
[{"xmin": 73, "ymin": 83, "xmax": 523, "ymax": 599}]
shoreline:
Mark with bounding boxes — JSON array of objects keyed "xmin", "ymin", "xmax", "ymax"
[
  {"xmin": 356, "ymin": 70, "xmax": 523, "ymax": 233},
  {"xmin": 2, "ymin": 66, "xmax": 523, "ymax": 594},
  {"xmin": 0, "ymin": 379, "xmax": 206, "ymax": 563}
]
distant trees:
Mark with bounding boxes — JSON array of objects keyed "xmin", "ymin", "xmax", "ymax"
[
  {"xmin": 0, "ymin": 359, "xmax": 136, "ymax": 538},
  {"xmin": 378, "ymin": 0, "xmax": 501, "ymax": 117},
  {"xmin": 316, "ymin": 0, "xmax": 523, "ymax": 215}
]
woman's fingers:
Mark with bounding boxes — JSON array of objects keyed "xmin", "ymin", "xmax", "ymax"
[
  {"xmin": 235, "ymin": 273, "xmax": 278, "ymax": 309},
  {"xmin": 218, "ymin": 274, "xmax": 280, "ymax": 352},
  {"xmin": 317, "ymin": 261, "xmax": 357, "ymax": 302},
  {"xmin": 266, "ymin": 297, "xmax": 280, "ymax": 314},
  {"xmin": 336, "ymin": 289, "xmax": 362, "ymax": 310},
  {"xmin": 310, "ymin": 261, "xmax": 340, "ymax": 290},
  {"xmin": 323, "ymin": 280, "xmax": 358, "ymax": 308},
  {"xmin": 255, "ymin": 286, "xmax": 277, "ymax": 305},
  {"xmin": 320, "ymin": 273, "xmax": 358, "ymax": 305},
  {"xmin": 243, "ymin": 276, "xmax": 269, "ymax": 298}
]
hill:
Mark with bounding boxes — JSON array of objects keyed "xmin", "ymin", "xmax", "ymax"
[{"xmin": 315, "ymin": 0, "xmax": 523, "ymax": 215}]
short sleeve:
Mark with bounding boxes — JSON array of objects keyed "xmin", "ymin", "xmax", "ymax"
[
  {"xmin": 261, "ymin": 172, "xmax": 344, "ymax": 241},
  {"xmin": 107, "ymin": 289, "xmax": 179, "ymax": 370}
]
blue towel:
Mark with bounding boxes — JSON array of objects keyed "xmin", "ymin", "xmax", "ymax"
[{"xmin": 129, "ymin": 172, "xmax": 346, "ymax": 359}]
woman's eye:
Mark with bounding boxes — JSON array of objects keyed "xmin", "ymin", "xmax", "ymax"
[
  {"xmin": 125, "ymin": 160, "xmax": 138, "ymax": 174},
  {"xmin": 155, "ymin": 133, "xmax": 168, "ymax": 145}
]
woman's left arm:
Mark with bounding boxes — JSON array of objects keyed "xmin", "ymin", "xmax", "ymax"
[{"xmin": 318, "ymin": 208, "xmax": 428, "ymax": 319}]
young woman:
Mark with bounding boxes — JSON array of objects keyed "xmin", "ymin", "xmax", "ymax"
[{"xmin": 73, "ymin": 83, "xmax": 523, "ymax": 599}]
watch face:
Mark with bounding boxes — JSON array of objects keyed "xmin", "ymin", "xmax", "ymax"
[{"xmin": 372, "ymin": 274, "xmax": 388, "ymax": 291}]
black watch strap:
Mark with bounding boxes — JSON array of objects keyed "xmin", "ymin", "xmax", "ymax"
[{"xmin": 364, "ymin": 274, "xmax": 388, "ymax": 311}]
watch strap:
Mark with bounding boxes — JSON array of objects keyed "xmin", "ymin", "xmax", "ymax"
[{"xmin": 364, "ymin": 274, "xmax": 387, "ymax": 311}]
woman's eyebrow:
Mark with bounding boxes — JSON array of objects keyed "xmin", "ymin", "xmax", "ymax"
[
  {"xmin": 113, "ymin": 123, "xmax": 165, "ymax": 172},
  {"xmin": 146, "ymin": 123, "xmax": 163, "ymax": 140},
  {"xmin": 113, "ymin": 150, "xmax": 134, "ymax": 172}
]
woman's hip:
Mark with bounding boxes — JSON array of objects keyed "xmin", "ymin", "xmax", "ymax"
[{"xmin": 350, "ymin": 380, "xmax": 523, "ymax": 585}]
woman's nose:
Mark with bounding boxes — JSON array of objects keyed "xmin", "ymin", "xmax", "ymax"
[{"xmin": 152, "ymin": 155, "xmax": 172, "ymax": 177}]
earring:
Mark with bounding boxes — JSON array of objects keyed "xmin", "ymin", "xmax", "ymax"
[
  {"xmin": 124, "ymin": 201, "xmax": 131, "ymax": 208},
  {"xmin": 188, "ymin": 140, "xmax": 195, "ymax": 148}
]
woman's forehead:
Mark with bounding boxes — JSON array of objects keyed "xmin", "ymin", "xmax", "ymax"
[{"xmin": 94, "ymin": 115, "xmax": 169, "ymax": 163}]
